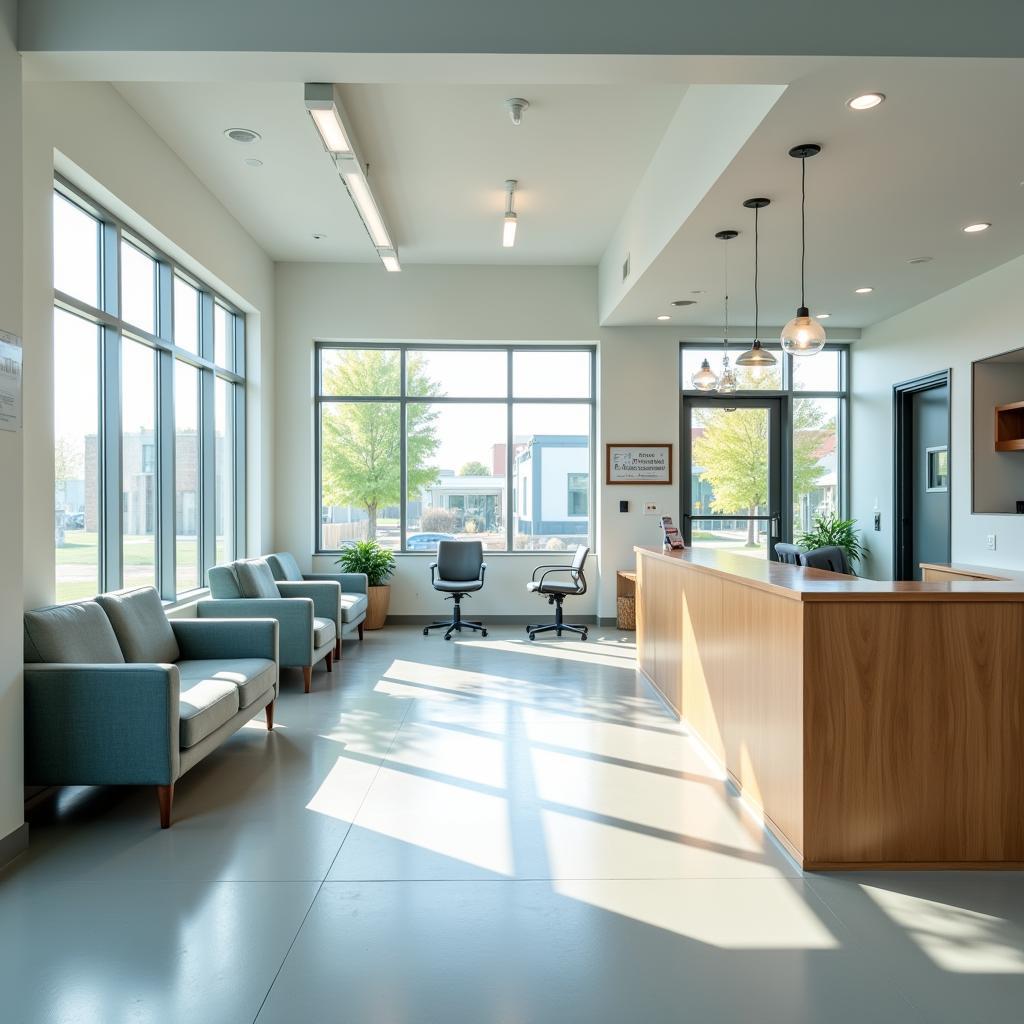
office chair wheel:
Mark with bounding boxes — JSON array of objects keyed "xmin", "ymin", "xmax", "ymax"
[
  {"xmin": 481, "ymin": 629, "xmax": 488, "ymax": 637},
  {"xmin": 422, "ymin": 627, "xmax": 429, "ymax": 636},
  {"xmin": 444, "ymin": 634, "xmax": 453, "ymax": 641},
  {"xmin": 528, "ymin": 633, "xmax": 536, "ymax": 641}
]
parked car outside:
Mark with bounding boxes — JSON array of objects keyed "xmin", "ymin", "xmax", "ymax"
[{"xmin": 405, "ymin": 532, "xmax": 456, "ymax": 552}]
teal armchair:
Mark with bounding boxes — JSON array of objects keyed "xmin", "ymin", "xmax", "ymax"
[
  {"xmin": 24, "ymin": 588, "xmax": 278, "ymax": 828},
  {"xmin": 266, "ymin": 552, "xmax": 368, "ymax": 653},
  {"xmin": 204, "ymin": 557, "xmax": 337, "ymax": 692}
]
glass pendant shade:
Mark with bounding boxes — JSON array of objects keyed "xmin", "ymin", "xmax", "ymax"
[
  {"xmin": 717, "ymin": 354, "xmax": 738, "ymax": 393},
  {"xmin": 781, "ymin": 306, "xmax": 827, "ymax": 355},
  {"xmin": 735, "ymin": 339, "xmax": 777, "ymax": 368},
  {"xmin": 691, "ymin": 358, "xmax": 719, "ymax": 391}
]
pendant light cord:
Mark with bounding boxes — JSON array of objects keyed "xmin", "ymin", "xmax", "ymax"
[
  {"xmin": 754, "ymin": 205, "xmax": 760, "ymax": 341},
  {"xmin": 723, "ymin": 239, "xmax": 729, "ymax": 351},
  {"xmin": 800, "ymin": 156, "xmax": 807, "ymax": 308}
]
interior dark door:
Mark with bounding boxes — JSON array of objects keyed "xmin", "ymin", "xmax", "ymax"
[
  {"xmin": 894, "ymin": 372, "xmax": 951, "ymax": 580},
  {"xmin": 910, "ymin": 384, "xmax": 951, "ymax": 579},
  {"xmin": 681, "ymin": 396, "xmax": 785, "ymax": 559}
]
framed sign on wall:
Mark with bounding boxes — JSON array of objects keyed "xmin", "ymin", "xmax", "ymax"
[{"xmin": 605, "ymin": 443, "xmax": 673, "ymax": 485}]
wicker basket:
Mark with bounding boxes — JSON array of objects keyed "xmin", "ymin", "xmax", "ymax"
[{"xmin": 616, "ymin": 595, "xmax": 636, "ymax": 631}]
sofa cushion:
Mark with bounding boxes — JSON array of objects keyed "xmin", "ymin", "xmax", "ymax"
[
  {"xmin": 234, "ymin": 559, "xmax": 280, "ymax": 600},
  {"xmin": 178, "ymin": 658, "xmax": 276, "ymax": 710},
  {"xmin": 267, "ymin": 552, "xmax": 304, "ymax": 582},
  {"xmin": 96, "ymin": 587, "xmax": 180, "ymax": 664},
  {"xmin": 178, "ymin": 677, "xmax": 240, "ymax": 749},
  {"xmin": 208, "ymin": 564, "xmax": 243, "ymax": 599},
  {"xmin": 339, "ymin": 592, "xmax": 368, "ymax": 623},
  {"xmin": 313, "ymin": 616, "xmax": 336, "ymax": 649},
  {"xmin": 23, "ymin": 601, "xmax": 126, "ymax": 664}
]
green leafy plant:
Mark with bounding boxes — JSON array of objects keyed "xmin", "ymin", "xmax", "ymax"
[
  {"xmin": 797, "ymin": 512, "xmax": 866, "ymax": 569},
  {"xmin": 335, "ymin": 539, "xmax": 397, "ymax": 588}
]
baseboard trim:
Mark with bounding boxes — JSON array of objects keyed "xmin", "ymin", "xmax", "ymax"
[
  {"xmin": 0, "ymin": 823, "xmax": 29, "ymax": 870},
  {"xmin": 386, "ymin": 614, "xmax": 599, "ymax": 626}
]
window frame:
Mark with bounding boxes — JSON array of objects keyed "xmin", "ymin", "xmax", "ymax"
[
  {"xmin": 678, "ymin": 341, "xmax": 851, "ymax": 536},
  {"xmin": 52, "ymin": 176, "xmax": 246, "ymax": 602},
  {"xmin": 314, "ymin": 342, "xmax": 597, "ymax": 555}
]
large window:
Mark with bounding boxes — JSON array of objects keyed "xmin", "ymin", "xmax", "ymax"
[
  {"xmin": 316, "ymin": 344, "xmax": 595, "ymax": 553},
  {"xmin": 680, "ymin": 343, "xmax": 848, "ymax": 549},
  {"xmin": 52, "ymin": 180, "xmax": 246, "ymax": 603}
]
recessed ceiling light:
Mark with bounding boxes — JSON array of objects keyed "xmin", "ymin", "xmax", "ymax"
[
  {"xmin": 847, "ymin": 93, "xmax": 885, "ymax": 111},
  {"xmin": 907, "ymin": 256, "xmax": 933, "ymax": 264},
  {"xmin": 312, "ymin": 233, "xmax": 327, "ymax": 240},
  {"xmin": 855, "ymin": 287, "xmax": 873, "ymax": 294},
  {"xmin": 963, "ymin": 222, "xmax": 991, "ymax": 233},
  {"xmin": 224, "ymin": 128, "xmax": 261, "ymax": 144},
  {"xmin": 690, "ymin": 289, "xmax": 705, "ymax": 295},
  {"xmin": 671, "ymin": 299, "xmax": 697, "ymax": 307},
  {"xmin": 656, "ymin": 315, "xmax": 671, "ymax": 321},
  {"xmin": 244, "ymin": 157, "xmax": 263, "ymax": 167},
  {"xmin": 816, "ymin": 313, "xmax": 831, "ymax": 319}
]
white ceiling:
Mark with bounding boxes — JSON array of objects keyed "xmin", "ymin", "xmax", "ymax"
[
  {"xmin": 111, "ymin": 56, "xmax": 1024, "ymax": 329},
  {"xmin": 114, "ymin": 81, "xmax": 684, "ymax": 264}
]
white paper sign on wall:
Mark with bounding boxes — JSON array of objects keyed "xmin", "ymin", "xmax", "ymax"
[{"xmin": 0, "ymin": 330, "xmax": 22, "ymax": 433}]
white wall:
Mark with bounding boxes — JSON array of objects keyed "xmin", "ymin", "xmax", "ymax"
[
  {"xmin": 852, "ymin": 252, "xmax": 1024, "ymax": 579},
  {"xmin": 274, "ymin": 262, "xmax": 684, "ymax": 620},
  {"xmin": 0, "ymin": 0, "xmax": 25, "ymax": 856},
  {"xmin": 22, "ymin": 82, "xmax": 276, "ymax": 608}
]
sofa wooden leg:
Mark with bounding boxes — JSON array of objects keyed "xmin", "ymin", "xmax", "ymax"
[
  {"xmin": 326, "ymin": 651, "xmax": 333, "ymax": 673},
  {"xmin": 157, "ymin": 784, "xmax": 174, "ymax": 829},
  {"xmin": 358, "ymin": 623, "xmax": 364, "ymax": 641},
  {"xmin": 335, "ymin": 638, "xmax": 341, "ymax": 659},
  {"xmin": 265, "ymin": 700, "xmax": 275, "ymax": 730},
  {"xmin": 303, "ymin": 666, "xmax": 312, "ymax": 694}
]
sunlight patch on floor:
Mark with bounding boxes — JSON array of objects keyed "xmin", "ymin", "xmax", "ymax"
[
  {"xmin": 459, "ymin": 638, "xmax": 638, "ymax": 670},
  {"xmin": 382, "ymin": 721, "xmax": 507, "ymax": 788},
  {"xmin": 861, "ymin": 885, "xmax": 1024, "ymax": 974},
  {"xmin": 305, "ymin": 756, "xmax": 383, "ymax": 824},
  {"xmin": 554, "ymin": 879, "xmax": 838, "ymax": 949}
]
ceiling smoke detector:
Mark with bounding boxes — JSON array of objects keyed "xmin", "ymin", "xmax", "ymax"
[
  {"xmin": 224, "ymin": 128, "xmax": 261, "ymax": 144},
  {"xmin": 506, "ymin": 98, "xmax": 530, "ymax": 126},
  {"xmin": 671, "ymin": 299, "xmax": 697, "ymax": 307}
]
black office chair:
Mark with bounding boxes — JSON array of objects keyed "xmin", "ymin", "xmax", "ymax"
[
  {"xmin": 799, "ymin": 545, "xmax": 852, "ymax": 575},
  {"xmin": 774, "ymin": 542, "xmax": 804, "ymax": 565},
  {"xmin": 526, "ymin": 545, "xmax": 589, "ymax": 641},
  {"xmin": 423, "ymin": 540, "xmax": 488, "ymax": 640}
]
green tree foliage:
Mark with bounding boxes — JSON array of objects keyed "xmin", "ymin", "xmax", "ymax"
[
  {"xmin": 321, "ymin": 350, "xmax": 441, "ymax": 539},
  {"xmin": 458, "ymin": 460, "xmax": 490, "ymax": 477},
  {"xmin": 692, "ymin": 401, "xmax": 832, "ymax": 545}
]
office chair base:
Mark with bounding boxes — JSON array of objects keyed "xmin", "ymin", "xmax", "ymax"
[
  {"xmin": 527, "ymin": 594, "xmax": 587, "ymax": 641},
  {"xmin": 423, "ymin": 594, "xmax": 488, "ymax": 641}
]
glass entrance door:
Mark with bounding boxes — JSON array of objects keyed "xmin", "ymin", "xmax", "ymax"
[{"xmin": 681, "ymin": 396, "xmax": 785, "ymax": 559}]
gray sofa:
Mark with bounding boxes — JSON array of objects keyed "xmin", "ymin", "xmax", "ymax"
[
  {"xmin": 204, "ymin": 557, "xmax": 337, "ymax": 693},
  {"xmin": 266, "ymin": 552, "xmax": 368, "ymax": 652},
  {"xmin": 23, "ymin": 587, "xmax": 279, "ymax": 828}
]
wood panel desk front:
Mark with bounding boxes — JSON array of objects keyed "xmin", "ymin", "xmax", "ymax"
[{"xmin": 635, "ymin": 546, "xmax": 1024, "ymax": 870}]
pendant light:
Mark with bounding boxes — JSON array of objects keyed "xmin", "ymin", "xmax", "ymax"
[
  {"xmin": 691, "ymin": 357, "xmax": 719, "ymax": 392},
  {"xmin": 715, "ymin": 229, "xmax": 739, "ymax": 393},
  {"xmin": 780, "ymin": 143, "xmax": 826, "ymax": 356},
  {"xmin": 736, "ymin": 198, "xmax": 777, "ymax": 370}
]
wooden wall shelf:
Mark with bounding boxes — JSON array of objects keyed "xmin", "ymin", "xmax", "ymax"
[{"xmin": 995, "ymin": 400, "xmax": 1024, "ymax": 451}]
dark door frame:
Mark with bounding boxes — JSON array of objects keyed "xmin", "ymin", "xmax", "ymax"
[
  {"xmin": 892, "ymin": 369, "xmax": 952, "ymax": 580},
  {"xmin": 680, "ymin": 395, "xmax": 789, "ymax": 558}
]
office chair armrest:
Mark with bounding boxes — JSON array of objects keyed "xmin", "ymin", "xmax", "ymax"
[
  {"xmin": 479, "ymin": 562, "xmax": 487, "ymax": 582},
  {"xmin": 535, "ymin": 566, "xmax": 576, "ymax": 590},
  {"xmin": 530, "ymin": 563, "xmax": 569, "ymax": 582}
]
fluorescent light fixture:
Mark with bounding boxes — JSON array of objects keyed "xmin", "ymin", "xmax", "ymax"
[
  {"xmin": 847, "ymin": 92, "xmax": 885, "ymax": 110},
  {"xmin": 816, "ymin": 312, "xmax": 830, "ymax": 318},
  {"xmin": 343, "ymin": 171, "xmax": 392, "ymax": 248},
  {"xmin": 855, "ymin": 287, "xmax": 873, "ymax": 294},
  {"xmin": 656, "ymin": 315, "xmax": 671, "ymax": 321},
  {"xmin": 502, "ymin": 213, "xmax": 518, "ymax": 248},
  {"xmin": 305, "ymin": 82, "xmax": 398, "ymax": 271},
  {"xmin": 963, "ymin": 222, "xmax": 991, "ymax": 233},
  {"xmin": 502, "ymin": 179, "xmax": 518, "ymax": 248},
  {"xmin": 379, "ymin": 249, "xmax": 401, "ymax": 273}
]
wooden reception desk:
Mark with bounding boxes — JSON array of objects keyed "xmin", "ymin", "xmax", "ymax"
[{"xmin": 635, "ymin": 546, "xmax": 1024, "ymax": 870}]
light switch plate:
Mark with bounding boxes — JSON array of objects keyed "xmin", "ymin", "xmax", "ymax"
[
  {"xmin": 873, "ymin": 512, "xmax": 881, "ymax": 531},
  {"xmin": 643, "ymin": 501, "xmax": 659, "ymax": 516},
  {"xmin": 987, "ymin": 534, "xmax": 997, "ymax": 551}
]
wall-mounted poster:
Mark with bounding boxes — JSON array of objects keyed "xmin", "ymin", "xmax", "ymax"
[{"xmin": 605, "ymin": 443, "xmax": 673, "ymax": 484}]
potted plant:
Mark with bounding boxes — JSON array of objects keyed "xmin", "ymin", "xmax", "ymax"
[
  {"xmin": 797, "ymin": 512, "xmax": 866, "ymax": 573},
  {"xmin": 336, "ymin": 540, "xmax": 396, "ymax": 630}
]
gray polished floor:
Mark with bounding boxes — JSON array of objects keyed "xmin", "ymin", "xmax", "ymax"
[{"xmin": 3, "ymin": 626, "xmax": 1023, "ymax": 1023}]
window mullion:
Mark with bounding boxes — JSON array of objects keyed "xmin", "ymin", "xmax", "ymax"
[
  {"xmin": 399, "ymin": 349, "xmax": 408, "ymax": 551},
  {"xmin": 234, "ymin": 379, "xmax": 246, "ymax": 558},
  {"xmin": 156, "ymin": 261, "xmax": 176, "ymax": 600},
  {"xmin": 506, "ymin": 350, "xmax": 514, "ymax": 552},
  {"xmin": 200, "ymin": 368, "xmax": 216, "ymax": 580},
  {"xmin": 101, "ymin": 325, "xmax": 124, "ymax": 591}
]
